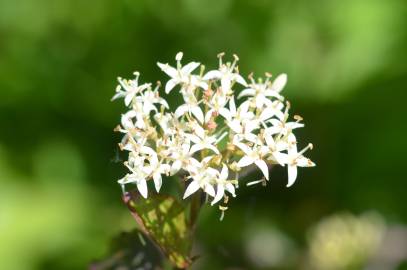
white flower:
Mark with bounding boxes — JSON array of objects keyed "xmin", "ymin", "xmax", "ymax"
[
  {"xmin": 134, "ymin": 85, "xmax": 169, "ymax": 115},
  {"xmin": 121, "ymin": 107, "xmax": 147, "ymax": 130},
  {"xmin": 153, "ymin": 112, "xmax": 174, "ymax": 134},
  {"xmin": 112, "ymin": 72, "xmax": 151, "ymax": 106},
  {"xmin": 266, "ymin": 118, "xmax": 304, "ymax": 136},
  {"xmin": 263, "ymin": 129, "xmax": 289, "ymax": 166},
  {"xmin": 157, "ymin": 52, "xmax": 206, "ymax": 93},
  {"xmin": 169, "ymin": 141, "xmax": 192, "ymax": 175},
  {"xmin": 278, "ymin": 133, "xmax": 315, "ymax": 187},
  {"xmin": 204, "ymin": 92, "xmax": 230, "ymax": 123},
  {"xmin": 203, "ymin": 54, "xmax": 246, "ymax": 93},
  {"xmin": 238, "ymin": 74, "xmax": 285, "ymax": 108},
  {"xmin": 183, "ymin": 158, "xmax": 218, "ymax": 199},
  {"xmin": 236, "ymin": 142, "xmax": 270, "ymax": 180},
  {"xmin": 186, "ymin": 123, "xmax": 220, "ymax": 155},
  {"xmin": 211, "ymin": 164, "xmax": 236, "ymax": 205},
  {"xmin": 258, "ymin": 100, "xmax": 285, "ymax": 122},
  {"xmin": 145, "ymin": 153, "xmax": 170, "ymax": 192},
  {"xmin": 175, "ymin": 93, "xmax": 204, "ymax": 123},
  {"xmin": 119, "ymin": 174, "xmax": 149, "ymax": 198},
  {"xmin": 118, "ymin": 154, "xmax": 150, "ymax": 198},
  {"xmin": 225, "ymin": 98, "xmax": 258, "ymax": 142}
]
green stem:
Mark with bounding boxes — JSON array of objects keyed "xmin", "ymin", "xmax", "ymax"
[{"xmin": 189, "ymin": 190, "xmax": 202, "ymax": 231}]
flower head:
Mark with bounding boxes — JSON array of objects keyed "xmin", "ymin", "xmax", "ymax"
[{"xmin": 113, "ymin": 52, "xmax": 315, "ymax": 210}]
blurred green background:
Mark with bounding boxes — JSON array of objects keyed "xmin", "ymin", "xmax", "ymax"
[{"xmin": 1, "ymin": 0, "xmax": 407, "ymax": 269}]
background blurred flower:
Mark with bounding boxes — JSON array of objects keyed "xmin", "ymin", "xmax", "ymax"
[{"xmin": 307, "ymin": 212, "xmax": 386, "ymax": 270}]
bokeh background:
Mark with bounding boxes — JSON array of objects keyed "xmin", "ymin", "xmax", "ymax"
[{"xmin": 1, "ymin": 0, "xmax": 407, "ymax": 269}]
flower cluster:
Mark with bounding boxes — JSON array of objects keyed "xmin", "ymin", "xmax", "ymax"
[{"xmin": 113, "ymin": 52, "xmax": 315, "ymax": 208}]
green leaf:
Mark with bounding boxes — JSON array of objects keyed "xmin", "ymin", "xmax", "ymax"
[{"xmin": 124, "ymin": 191, "xmax": 193, "ymax": 269}]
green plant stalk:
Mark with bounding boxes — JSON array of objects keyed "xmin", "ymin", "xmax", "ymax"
[{"xmin": 189, "ymin": 190, "xmax": 202, "ymax": 231}]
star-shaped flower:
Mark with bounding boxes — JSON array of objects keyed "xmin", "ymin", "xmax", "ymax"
[
  {"xmin": 211, "ymin": 164, "xmax": 236, "ymax": 205},
  {"xmin": 235, "ymin": 142, "xmax": 270, "ymax": 180},
  {"xmin": 183, "ymin": 157, "xmax": 218, "ymax": 199},
  {"xmin": 157, "ymin": 52, "xmax": 207, "ymax": 93},
  {"xmin": 277, "ymin": 133, "xmax": 315, "ymax": 187},
  {"xmin": 203, "ymin": 54, "xmax": 246, "ymax": 93},
  {"xmin": 149, "ymin": 157, "xmax": 170, "ymax": 192},
  {"xmin": 238, "ymin": 73, "xmax": 286, "ymax": 108},
  {"xmin": 186, "ymin": 123, "xmax": 220, "ymax": 155},
  {"xmin": 112, "ymin": 72, "xmax": 152, "ymax": 106}
]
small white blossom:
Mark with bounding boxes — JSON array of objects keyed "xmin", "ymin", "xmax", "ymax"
[
  {"xmin": 175, "ymin": 100, "xmax": 205, "ymax": 124},
  {"xmin": 157, "ymin": 53, "xmax": 206, "ymax": 93},
  {"xmin": 134, "ymin": 85, "xmax": 169, "ymax": 115},
  {"xmin": 236, "ymin": 142, "xmax": 270, "ymax": 180},
  {"xmin": 183, "ymin": 157, "xmax": 217, "ymax": 199},
  {"xmin": 203, "ymin": 53, "xmax": 246, "ymax": 93},
  {"xmin": 238, "ymin": 73, "xmax": 285, "ymax": 108},
  {"xmin": 278, "ymin": 133, "xmax": 315, "ymax": 187},
  {"xmin": 112, "ymin": 72, "xmax": 152, "ymax": 107},
  {"xmin": 118, "ymin": 154, "xmax": 150, "ymax": 198},
  {"xmin": 264, "ymin": 104, "xmax": 304, "ymax": 136},
  {"xmin": 204, "ymin": 91, "xmax": 230, "ymax": 123},
  {"xmin": 211, "ymin": 164, "xmax": 236, "ymax": 205},
  {"xmin": 186, "ymin": 123, "xmax": 220, "ymax": 155},
  {"xmin": 146, "ymin": 153, "xmax": 170, "ymax": 192},
  {"xmin": 225, "ymin": 98, "xmax": 258, "ymax": 142},
  {"xmin": 169, "ymin": 141, "xmax": 192, "ymax": 175}
]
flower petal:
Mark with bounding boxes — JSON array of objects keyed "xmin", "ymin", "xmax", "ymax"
[
  {"xmin": 220, "ymin": 164, "xmax": 228, "ymax": 180},
  {"xmin": 191, "ymin": 106, "xmax": 204, "ymax": 124},
  {"xmin": 237, "ymin": 155, "xmax": 254, "ymax": 168},
  {"xmin": 143, "ymin": 102, "xmax": 157, "ymax": 115},
  {"xmin": 287, "ymin": 164, "xmax": 297, "ymax": 187},
  {"xmin": 203, "ymin": 70, "xmax": 222, "ymax": 80},
  {"xmin": 174, "ymin": 104, "xmax": 189, "ymax": 119},
  {"xmin": 255, "ymin": 94, "xmax": 266, "ymax": 108},
  {"xmin": 190, "ymin": 143, "xmax": 204, "ymax": 154},
  {"xmin": 297, "ymin": 156, "xmax": 315, "ymax": 167},
  {"xmin": 211, "ymin": 184, "xmax": 224, "ymax": 205},
  {"xmin": 157, "ymin": 62, "xmax": 177, "ymax": 78},
  {"xmin": 137, "ymin": 179, "xmax": 148, "ymax": 198},
  {"xmin": 218, "ymin": 107, "xmax": 231, "ymax": 122},
  {"xmin": 153, "ymin": 173, "xmax": 162, "ymax": 192},
  {"xmin": 272, "ymin": 152, "xmax": 289, "ymax": 166},
  {"xmin": 225, "ymin": 183, "xmax": 236, "ymax": 197},
  {"xmin": 124, "ymin": 91, "xmax": 136, "ymax": 106},
  {"xmin": 204, "ymin": 184, "xmax": 216, "ymax": 197},
  {"xmin": 207, "ymin": 144, "xmax": 220, "ymax": 155},
  {"xmin": 235, "ymin": 142, "xmax": 251, "ymax": 155},
  {"xmin": 271, "ymin": 73, "xmax": 287, "ymax": 93},
  {"xmin": 228, "ymin": 120, "xmax": 242, "ymax": 133},
  {"xmin": 229, "ymin": 96, "xmax": 237, "ymax": 115},
  {"xmin": 221, "ymin": 77, "xmax": 231, "ymax": 92},
  {"xmin": 181, "ymin": 62, "xmax": 200, "ymax": 74},
  {"xmin": 254, "ymin": 159, "xmax": 269, "ymax": 180},
  {"xmin": 170, "ymin": 160, "xmax": 182, "ymax": 175},
  {"xmin": 187, "ymin": 134, "xmax": 202, "ymax": 144},
  {"xmin": 238, "ymin": 88, "xmax": 256, "ymax": 99},
  {"xmin": 194, "ymin": 124, "xmax": 205, "ymax": 139},
  {"xmin": 165, "ymin": 78, "xmax": 178, "ymax": 94},
  {"xmin": 183, "ymin": 180, "xmax": 201, "ymax": 199},
  {"xmin": 235, "ymin": 74, "xmax": 247, "ymax": 86}
]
